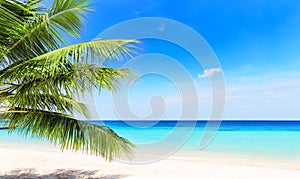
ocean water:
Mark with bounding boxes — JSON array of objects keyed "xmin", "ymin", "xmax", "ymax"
[{"xmin": 1, "ymin": 120, "xmax": 300, "ymax": 159}]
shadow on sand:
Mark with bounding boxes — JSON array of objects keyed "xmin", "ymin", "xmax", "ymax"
[{"xmin": 0, "ymin": 168, "xmax": 128, "ymax": 179}]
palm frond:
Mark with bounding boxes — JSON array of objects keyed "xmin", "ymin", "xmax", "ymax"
[
  {"xmin": 0, "ymin": 0, "xmax": 138, "ymax": 161},
  {"xmin": 0, "ymin": 0, "xmax": 43, "ymax": 18},
  {"xmin": 0, "ymin": 64, "xmax": 133, "ymax": 118},
  {"xmin": 4, "ymin": 109, "xmax": 134, "ymax": 161},
  {"xmin": 0, "ymin": 63, "xmax": 133, "ymax": 98},
  {"xmin": 0, "ymin": 1, "xmax": 25, "ymax": 48},
  {"xmin": 50, "ymin": 0, "xmax": 91, "ymax": 37},
  {"xmin": 0, "ymin": 39, "xmax": 137, "ymax": 80},
  {"xmin": 0, "ymin": 93, "xmax": 90, "ymax": 118},
  {"xmin": 0, "ymin": 0, "xmax": 91, "ymax": 64}
]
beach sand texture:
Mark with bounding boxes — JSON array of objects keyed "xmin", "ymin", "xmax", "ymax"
[{"xmin": 1, "ymin": 145, "xmax": 300, "ymax": 179}]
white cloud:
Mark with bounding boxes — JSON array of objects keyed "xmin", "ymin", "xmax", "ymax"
[{"xmin": 198, "ymin": 68, "xmax": 222, "ymax": 78}]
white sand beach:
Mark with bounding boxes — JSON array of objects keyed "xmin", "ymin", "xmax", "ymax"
[{"xmin": 1, "ymin": 143, "xmax": 300, "ymax": 179}]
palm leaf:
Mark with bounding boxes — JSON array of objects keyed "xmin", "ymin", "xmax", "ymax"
[
  {"xmin": 0, "ymin": 0, "xmax": 92, "ymax": 64},
  {"xmin": 0, "ymin": 64, "xmax": 133, "ymax": 100},
  {"xmin": 0, "ymin": 0, "xmax": 138, "ymax": 161},
  {"xmin": 0, "ymin": 93, "xmax": 90, "ymax": 118},
  {"xmin": 0, "ymin": 39, "xmax": 137, "ymax": 80},
  {"xmin": 5, "ymin": 109, "xmax": 134, "ymax": 161}
]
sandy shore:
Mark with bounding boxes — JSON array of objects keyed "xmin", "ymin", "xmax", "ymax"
[{"xmin": 1, "ymin": 143, "xmax": 300, "ymax": 179}]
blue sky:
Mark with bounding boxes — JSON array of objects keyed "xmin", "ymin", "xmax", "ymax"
[{"xmin": 45, "ymin": 0, "xmax": 300, "ymax": 119}]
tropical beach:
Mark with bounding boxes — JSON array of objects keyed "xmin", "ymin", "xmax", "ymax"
[
  {"xmin": 1, "ymin": 141, "xmax": 300, "ymax": 179},
  {"xmin": 1, "ymin": 0, "xmax": 300, "ymax": 178},
  {"xmin": 2, "ymin": 121, "xmax": 300, "ymax": 178}
]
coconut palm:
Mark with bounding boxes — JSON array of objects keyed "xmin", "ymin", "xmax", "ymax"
[{"xmin": 0, "ymin": 0, "xmax": 137, "ymax": 161}]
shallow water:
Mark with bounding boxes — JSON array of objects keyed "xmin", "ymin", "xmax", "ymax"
[{"xmin": 1, "ymin": 120, "xmax": 300, "ymax": 159}]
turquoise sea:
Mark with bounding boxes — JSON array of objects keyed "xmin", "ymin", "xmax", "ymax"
[{"xmin": 1, "ymin": 120, "xmax": 300, "ymax": 160}]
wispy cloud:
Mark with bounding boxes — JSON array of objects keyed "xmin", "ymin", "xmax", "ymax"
[{"xmin": 198, "ymin": 68, "xmax": 222, "ymax": 78}]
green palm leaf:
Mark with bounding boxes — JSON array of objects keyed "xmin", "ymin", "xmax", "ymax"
[
  {"xmin": 0, "ymin": 0, "xmax": 92, "ymax": 63},
  {"xmin": 5, "ymin": 110, "xmax": 134, "ymax": 161},
  {"xmin": 0, "ymin": 39, "xmax": 137, "ymax": 80},
  {"xmin": 0, "ymin": 0, "xmax": 138, "ymax": 160}
]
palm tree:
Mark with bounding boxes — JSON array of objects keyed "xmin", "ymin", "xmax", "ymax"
[{"xmin": 0, "ymin": 0, "xmax": 137, "ymax": 161}]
